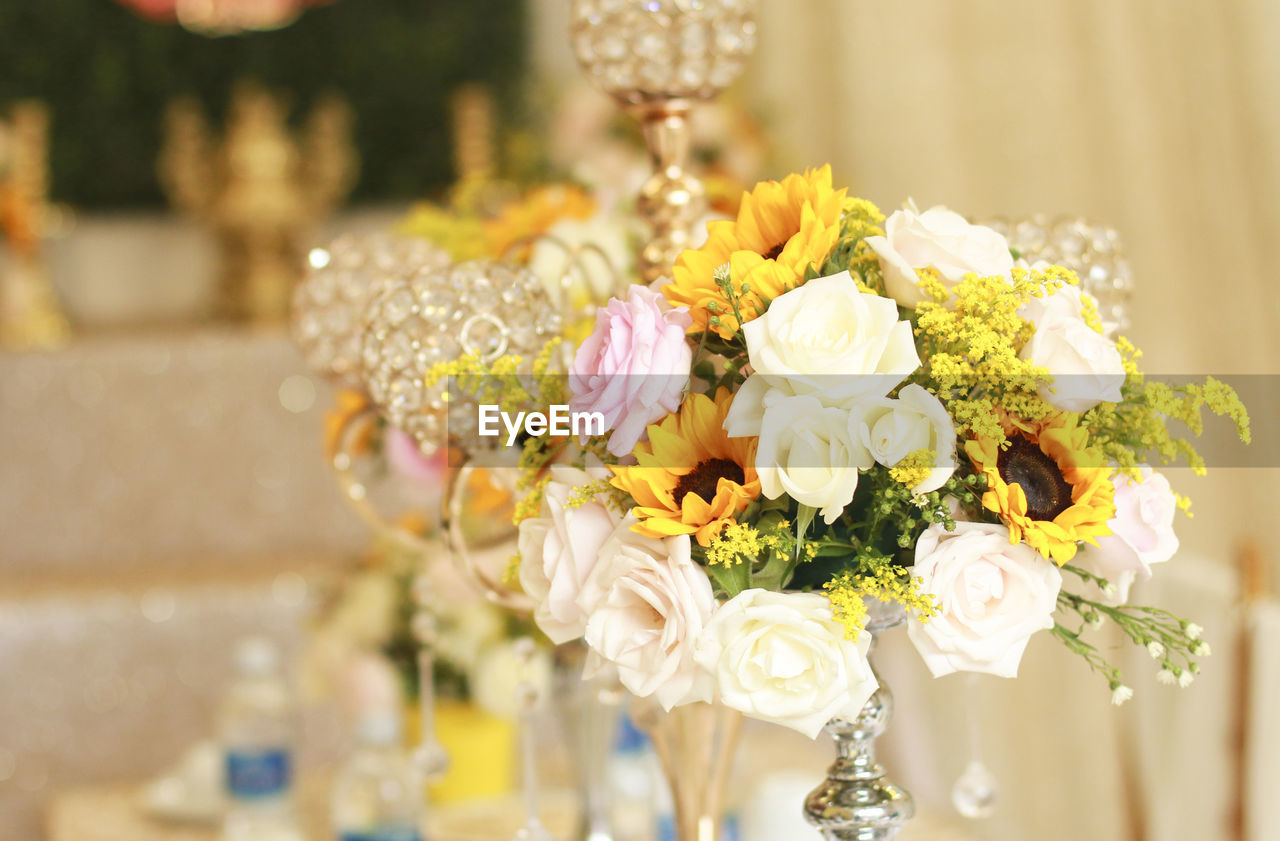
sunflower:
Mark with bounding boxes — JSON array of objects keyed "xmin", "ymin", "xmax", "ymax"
[
  {"xmin": 664, "ymin": 165, "xmax": 845, "ymax": 339},
  {"xmin": 610, "ymin": 389, "xmax": 760, "ymax": 546},
  {"xmin": 965, "ymin": 413, "xmax": 1115, "ymax": 564},
  {"xmin": 483, "ymin": 184, "xmax": 596, "ymax": 258}
]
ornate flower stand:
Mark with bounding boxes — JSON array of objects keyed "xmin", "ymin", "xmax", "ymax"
[{"xmin": 804, "ymin": 600, "xmax": 915, "ymax": 840}]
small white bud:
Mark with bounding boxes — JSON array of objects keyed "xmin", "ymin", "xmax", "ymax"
[
  {"xmin": 1111, "ymin": 685, "xmax": 1134, "ymax": 706},
  {"xmin": 1101, "ymin": 581, "xmax": 1118, "ymax": 598},
  {"xmin": 1086, "ymin": 613, "xmax": 1106, "ymax": 629},
  {"xmin": 1147, "ymin": 641, "xmax": 1165, "ymax": 659},
  {"xmin": 1157, "ymin": 669, "xmax": 1177, "ymax": 685},
  {"xmin": 1185, "ymin": 623, "xmax": 1203, "ymax": 640},
  {"xmin": 1193, "ymin": 642, "xmax": 1211, "ymax": 657},
  {"xmin": 1178, "ymin": 670, "xmax": 1195, "ymax": 688}
]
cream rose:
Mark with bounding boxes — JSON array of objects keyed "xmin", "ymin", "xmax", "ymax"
[
  {"xmin": 755, "ymin": 393, "xmax": 868, "ymax": 524},
  {"xmin": 1076, "ymin": 467, "xmax": 1179, "ymax": 605},
  {"xmin": 866, "ymin": 203, "xmax": 1014, "ymax": 308},
  {"xmin": 847, "ymin": 383, "xmax": 957, "ymax": 493},
  {"xmin": 517, "ymin": 465, "xmax": 621, "ymax": 644},
  {"xmin": 578, "ymin": 522, "xmax": 716, "ymax": 710},
  {"xmin": 1019, "ymin": 285, "xmax": 1125, "ymax": 413},
  {"xmin": 724, "ymin": 271, "xmax": 920, "ymax": 438},
  {"xmin": 1019, "ymin": 282, "xmax": 1088, "ymax": 326},
  {"xmin": 908, "ymin": 521, "xmax": 1062, "ymax": 678},
  {"xmin": 693, "ymin": 589, "xmax": 877, "ymax": 738},
  {"xmin": 1020, "ymin": 316, "xmax": 1125, "ymax": 413}
]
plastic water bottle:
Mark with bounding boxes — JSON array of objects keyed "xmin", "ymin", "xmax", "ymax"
[
  {"xmin": 218, "ymin": 637, "xmax": 303, "ymax": 841},
  {"xmin": 331, "ymin": 709, "xmax": 423, "ymax": 841},
  {"xmin": 607, "ymin": 714, "xmax": 656, "ymax": 841}
]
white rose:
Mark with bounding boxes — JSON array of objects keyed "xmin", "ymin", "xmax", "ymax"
[
  {"xmin": 755, "ymin": 393, "xmax": 868, "ymax": 524},
  {"xmin": 866, "ymin": 203, "xmax": 1014, "ymax": 308},
  {"xmin": 1020, "ymin": 306, "xmax": 1125, "ymax": 412},
  {"xmin": 1019, "ymin": 282, "xmax": 1088, "ymax": 326},
  {"xmin": 693, "ymin": 589, "xmax": 877, "ymax": 738},
  {"xmin": 529, "ymin": 213, "xmax": 636, "ymax": 304},
  {"xmin": 1075, "ymin": 468, "xmax": 1179, "ymax": 605},
  {"xmin": 724, "ymin": 271, "xmax": 920, "ymax": 437},
  {"xmin": 1017, "ymin": 277, "xmax": 1118, "ymax": 338},
  {"xmin": 577, "ymin": 522, "xmax": 716, "ymax": 710},
  {"xmin": 847, "ymin": 383, "xmax": 957, "ymax": 494},
  {"xmin": 517, "ymin": 464, "xmax": 621, "ymax": 644},
  {"xmin": 908, "ymin": 521, "xmax": 1062, "ymax": 678}
]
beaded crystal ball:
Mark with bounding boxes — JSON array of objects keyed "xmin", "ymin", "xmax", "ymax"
[
  {"xmin": 292, "ymin": 233, "xmax": 451, "ymax": 388},
  {"xmin": 570, "ymin": 0, "xmax": 757, "ymax": 103},
  {"xmin": 359, "ymin": 260, "xmax": 564, "ymax": 455},
  {"xmin": 985, "ymin": 216, "xmax": 1134, "ymax": 334}
]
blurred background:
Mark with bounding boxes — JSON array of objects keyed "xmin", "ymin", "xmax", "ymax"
[{"xmin": 1, "ymin": 1, "xmax": 1276, "ymax": 840}]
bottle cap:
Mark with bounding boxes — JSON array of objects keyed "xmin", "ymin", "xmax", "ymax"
[
  {"xmin": 356, "ymin": 709, "xmax": 402, "ymax": 745},
  {"xmin": 615, "ymin": 713, "xmax": 650, "ymax": 754}
]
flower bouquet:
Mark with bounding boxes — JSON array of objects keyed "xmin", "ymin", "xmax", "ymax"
[{"xmin": 437, "ymin": 164, "xmax": 1251, "ymax": 838}]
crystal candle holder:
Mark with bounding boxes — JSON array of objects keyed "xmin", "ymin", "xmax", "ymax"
[{"xmin": 570, "ymin": 0, "xmax": 757, "ymax": 283}]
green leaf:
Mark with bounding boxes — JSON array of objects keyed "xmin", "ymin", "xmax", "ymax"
[
  {"xmin": 750, "ymin": 546, "xmax": 793, "ymax": 591},
  {"xmin": 706, "ymin": 560, "xmax": 751, "ymax": 599},
  {"xmin": 795, "ymin": 504, "xmax": 818, "ymax": 546}
]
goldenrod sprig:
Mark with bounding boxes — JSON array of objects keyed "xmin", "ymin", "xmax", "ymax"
[{"xmin": 823, "ymin": 550, "xmax": 938, "ymax": 641}]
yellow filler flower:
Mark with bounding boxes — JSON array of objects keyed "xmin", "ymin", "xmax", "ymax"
[
  {"xmin": 965, "ymin": 414, "xmax": 1116, "ymax": 564},
  {"xmin": 664, "ymin": 165, "xmax": 845, "ymax": 339},
  {"xmin": 610, "ymin": 389, "xmax": 760, "ymax": 546}
]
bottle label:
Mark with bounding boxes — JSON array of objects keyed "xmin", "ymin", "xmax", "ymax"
[
  {"xmin": 338, "ymin": 830, "xmax": 421, "ymax": 841},
  {"xmin": 225, "ymin": 747, "xmax": 291, "ymax": 799}
]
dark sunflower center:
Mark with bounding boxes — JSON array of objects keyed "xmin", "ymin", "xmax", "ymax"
[
  {"xmin": 672, "ymin": 458, "xmax": 744, "ymax": 507},
  {"xmin": 762, "ymin": 241, "xmax": 786, "ymax": 261},
  {"xmin": 996, "ymin": 435, "xmax": 1074, "ymax": 522}
]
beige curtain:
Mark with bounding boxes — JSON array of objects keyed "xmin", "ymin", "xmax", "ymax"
[
  {"xmin": 744, "ymin": 0, "xmax": 1280, "ymax": 572},
  {"xmin": 533, "ymin": 0, "xmax": 1280, "ymax": 569}
]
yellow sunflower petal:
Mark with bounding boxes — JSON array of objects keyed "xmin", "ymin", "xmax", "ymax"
[
  {"xmin": 611, "ymin": 388, "xmax": 759, "ymax": 548},
  {"xmin": 966, "ymin": 412, "xmax": 1116, "ymax": 565},
  {"xmin": 665, "ymin": 166, "xmax": 845, "ymax": 339}
]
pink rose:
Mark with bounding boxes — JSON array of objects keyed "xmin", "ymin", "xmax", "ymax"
[
  {"xmin": 1077, "ymin": 467, "xmax": 1179, "ymax": 604},
  {"xmin": 570, "ymin": 285, "xmax": 692, "ymax": 458},
  {"xmin": 385, "ymin": 426, "xmax": 447, "ymax": 487},
  {"xmin": 578, "ymin": 521, "xmax": 716, "ymax": 710},
  {"xmin": 908, "ymin": 521, "xmax": 1062, "ymax": 678},
  {"xmin": 517, "ymin": 465, "xmax": 622, "ymax": 644}
]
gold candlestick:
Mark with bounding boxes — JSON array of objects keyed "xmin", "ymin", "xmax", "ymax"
[
  {"xmin": 633, "ymin": 101, "xmax": 705, "ymax": 287},
  {"xmin": 0, "ymin": 100, "xmax": 70, "ymax": 349},
  {"xmin": 570, "ymin": 0, "xmax": 757, "ymax": 283},
  {"xmin": 159, "ymin": 82, "xmax": 358, "ymax": 322},
  {"xmin": 450, "ymin": 83, "xmax": 497, "ymax": 183}
]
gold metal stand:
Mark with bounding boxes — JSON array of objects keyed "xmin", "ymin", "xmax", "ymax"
[
  {"xmin": 633, "ymin": 101, "xmax": 707, "ymax": 284},
  {"xmin": 569, "ymin": 0, "xmax": 757, "ymax": 284}
]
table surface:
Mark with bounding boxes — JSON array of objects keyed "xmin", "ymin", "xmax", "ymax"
[{"xmin": 48, "ymin": 779, "xmax": 978, "ymax": 841}]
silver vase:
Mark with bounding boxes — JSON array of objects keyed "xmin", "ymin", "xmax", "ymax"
[{"xmin": 804, "ymin": 599, "xmax": 914, "ymax": 841}]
